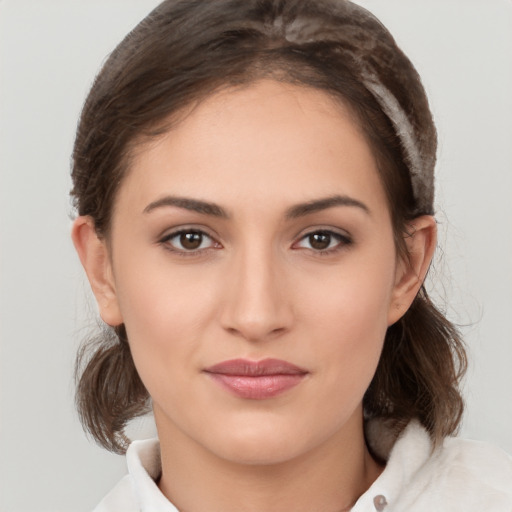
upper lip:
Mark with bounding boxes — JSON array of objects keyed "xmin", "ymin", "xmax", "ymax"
[{"xmin": 204, "ymin": 358, "xmax": 308, "ymax": 376}]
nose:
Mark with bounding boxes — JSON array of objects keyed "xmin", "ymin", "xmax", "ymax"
[{"xmin": 219, "ymin": 246, "xmax": 293, "ymax": 342}]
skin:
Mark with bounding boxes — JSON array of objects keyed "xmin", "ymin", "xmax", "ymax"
[{"xmin": 73, "ymin": 80, "xmax": 436, "ymax": 512}]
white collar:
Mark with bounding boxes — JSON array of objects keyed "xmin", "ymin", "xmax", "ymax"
[
  {"xmin": 126, "ymin": 437, "xmax": 177, "ymax": 511},
  {"xmin": 352, "ymin": 420, "xmax": 432, "ymax": 511},
  {"xmin": 125, "ymin": 420, "xmax": 432, "ymax": 511}
]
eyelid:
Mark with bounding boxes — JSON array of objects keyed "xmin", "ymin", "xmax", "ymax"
[
  {"xmin": 293, "ymin": 225, "xmax": 352, "ymax": 242},
  {"xmin": 158, "ymin": 226, "xmax": 222, "ymax": 255},
  {"xmin": 292, "ymin": 227, "xmax": 353, "ymax": 253},
  {"xmin": 157, "ymin": 223, "xmax": 219, "ymax": 241}
]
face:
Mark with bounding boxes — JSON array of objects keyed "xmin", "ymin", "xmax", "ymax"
[{"xmin": 89, "ymin": 80, "xmax": 412, "ymax": 464}]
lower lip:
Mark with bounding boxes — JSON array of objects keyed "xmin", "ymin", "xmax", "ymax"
[{"xmin": 206, "ymin": 373, "xmax": 306, "ymax": 400}]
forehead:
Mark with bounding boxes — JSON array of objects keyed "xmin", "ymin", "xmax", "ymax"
[{"xmin": 116, "ymin": 79, "xmax": 389, "ymax": 220}]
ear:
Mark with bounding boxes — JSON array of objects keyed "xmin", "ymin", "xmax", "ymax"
[
  {"xmin": 388, "ymin": 215, "xmax": 437, "ymax": 326},
  {"xmin": 71, "ymin": 216, "xmax": 123, "ymax": 327}
]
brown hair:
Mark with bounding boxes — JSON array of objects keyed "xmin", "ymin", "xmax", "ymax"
[{"xmin": 72, "ymin": 0, "xmax": 466, "ymax": 454}]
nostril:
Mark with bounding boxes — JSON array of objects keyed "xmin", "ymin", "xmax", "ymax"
[{"xmin": 224, "ymin": 324, "xmax": 288, "ymax": 343}]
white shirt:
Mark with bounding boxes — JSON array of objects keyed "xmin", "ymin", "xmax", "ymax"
[{"xmin": 93, "ymin": 421, "xmax": 512, "ymax": 511}]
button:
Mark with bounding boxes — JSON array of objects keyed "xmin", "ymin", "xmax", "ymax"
[{"xmin": 373, "ymin": 495, "xmax": 388, "ymax": 511}]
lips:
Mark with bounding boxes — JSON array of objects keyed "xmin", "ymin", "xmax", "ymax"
[{"xmin": 203, "ymin": 358, "xmax": 308, "ymax": 400}]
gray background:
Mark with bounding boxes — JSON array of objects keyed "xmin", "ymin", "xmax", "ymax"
[{"xmin": 1, "ymin": 1, "xmax": 511, "ymax": 510}]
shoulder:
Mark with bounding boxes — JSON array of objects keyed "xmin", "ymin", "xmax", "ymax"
[
  {"xmin": 423, "ymin": 435, "xmax": 512, "ymax": 508},
  {"xmin": 440, "ymin": 435, "xmax": 512, "ymax": 488},
  {"xmin": 92, "ymin": 475, "xmax": 138, "ymax": 512},
  {"xmin": 92, "ymin": 438, "xmax": 179, "ymax": 512},
  {"xmin": 357, "ymin": 420, "xmax": 512, "ymax": 512}
]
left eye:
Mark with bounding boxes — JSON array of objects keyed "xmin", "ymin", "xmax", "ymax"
[
  {"xmin": 294, "ymin": 230, "xmax": 350, "ymax": 251},
  {"xmin": 161, "ymin": 230, "xmax": 218, "ymax": 252}
]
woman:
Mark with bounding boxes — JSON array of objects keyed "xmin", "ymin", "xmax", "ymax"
[{"xmin": 70, "ymin": 0, "xmax": 512, "ymax": 510}]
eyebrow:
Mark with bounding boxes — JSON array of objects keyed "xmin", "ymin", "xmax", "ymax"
[
  {"xmin": 143, "ymin": 194, "xmax": 370, "ymax": 219},
  {"xmin": 285, "ymin": 195, "xmax": 370, "ymax": 219},
  {"xmin": 143, "ymin": 196, "xmax": 229, "ymax": 218}
]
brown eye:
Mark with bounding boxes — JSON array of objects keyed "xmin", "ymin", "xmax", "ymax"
[
  {"xmin": 161, "ymin": 229, "xmax": 219, "ymax": 253},
  {"xmin": 294, "ymin": 229, "xmax": 352, "ymax": 253},
  {"xmin": 180, "ymin": 232, "xmax": 203, "ymax": 250},
  {"xmin": 308, "ymin": 232, "xmax": 331, "ymax": 250}
]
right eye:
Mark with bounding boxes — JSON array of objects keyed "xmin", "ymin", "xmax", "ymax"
[
  {"xmin": 160, "ymin": 229, "xmax": 221, "ymax": 254},
  {"xmin": 292, "ymin": 229, "xmax": 352, "ymax": 254}
]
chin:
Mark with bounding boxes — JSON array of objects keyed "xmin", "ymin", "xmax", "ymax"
[
  {"xmin": 203, "ymin": 415, "xmax": 328, "ymax": 466},
  {"xmin": 216, "ymin": 435, "xmax": 304, "ymax": 466}
]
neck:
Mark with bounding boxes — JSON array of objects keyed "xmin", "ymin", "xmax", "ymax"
[{"xmin": 156, "ymin": 409, "xmax": 383, "ymax": 512}]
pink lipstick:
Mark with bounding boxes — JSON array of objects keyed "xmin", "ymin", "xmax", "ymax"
[{"xmin": 203, "ymin": 358, "xmax": 308, "ymax": 400}]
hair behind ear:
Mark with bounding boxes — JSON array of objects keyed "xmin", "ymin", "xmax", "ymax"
[
  {"xmin": 75, "ymin": 325, "xmax": 150, "ymax": 454},
  {"xmin": 364, "ymin": 287, "xmax": 467, "ymax": 446}
]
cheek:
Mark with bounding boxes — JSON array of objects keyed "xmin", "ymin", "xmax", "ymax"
[
  {"xmin": 315, "ymin": 290, "xmax": 388, "ymax": 380},
  {"xmin": 110, "ymin": 250, "xmax": 221, "ymax": 385},
  {"xmin": 114, "ymin": 242, "xmax": 218, "ymax": 327},
  {"xmin": 298, "ymin": 250, "xmax": 396, "ymax": 387},
  {"xmin": 302, "ymin": 251, "xmax": 396, "ymax": 337}
]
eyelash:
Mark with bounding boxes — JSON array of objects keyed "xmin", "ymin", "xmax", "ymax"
[
  {"xmin": 293, "ymin": 229, "xmax": 353, "ymax": 255},
  {"xmin": 159, "ymin": 228, "xmax": 221, "ymax": 256},
  {"xmin": 158, "ymin": 228, "xmax": 352, "ymax": 257}
]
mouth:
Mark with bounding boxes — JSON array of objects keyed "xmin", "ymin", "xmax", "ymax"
[{"xmin": 203, "ymin": 358, "xmax": 308, "ymax": 400}]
